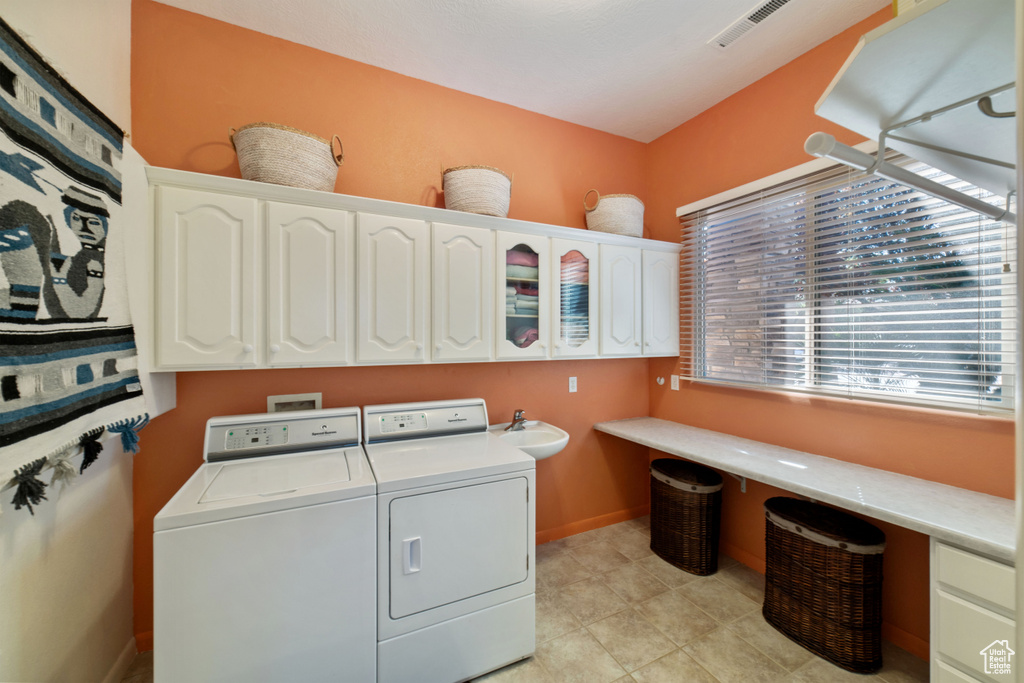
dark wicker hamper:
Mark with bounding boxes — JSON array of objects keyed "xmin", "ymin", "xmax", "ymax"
[
  {"xmin": 649, "ymin": 458, "xmax": 723, "ymax": 576},
  {"xmin": 763, "ymin": 497, "xmax": 886, "ymax": 673}
]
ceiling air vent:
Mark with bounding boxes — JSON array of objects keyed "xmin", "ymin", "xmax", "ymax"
[{"xmin": 708, "ymin": 0, "xmax": 794, "ymax": 49}]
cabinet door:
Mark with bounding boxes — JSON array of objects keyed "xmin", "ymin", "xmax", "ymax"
[
  {"xmin": 599, "ymin": 245, "xmax": 642, "ymax": 356},
  {"xmin": 496, "ymin": 232, "xmax": 549, "ymax": 360},
  {"xmin": 432, "ymin": 223, "xmax": 493, "ymax": 362},
  {"xmin": 642, "ymin": 250, "xmax": 679, "ymax": 356},
  {"xmin": 267, "ymin": 203, "xmax": 354, "ymax": 366},
  {"xmin": 356, "ymin": 213, "xmax": 429, "ymax": 363},
  {"xmin": 551, "ymin": 238, "xmax": 599, "ymax": 358},
  {"xmin": 155, "ymin": 186, "xmax": 258, "ymax": 368}
]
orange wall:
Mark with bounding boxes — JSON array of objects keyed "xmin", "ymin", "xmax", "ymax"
[
  {"xmin": 645, "ymin": 8, "xmax": 1014, "ymax": 659},
  {"xmin": 130, "ymin": 0, "xmax": 653, "ymax": 650}
]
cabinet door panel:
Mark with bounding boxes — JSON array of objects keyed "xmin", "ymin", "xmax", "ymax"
[
  {"xmin": 267, "ymin": 203, "xmax": 354, "ymax": 366},
  {"xmin": 432, "ymin": 223, "xmax": 493, "ymax": 362},
  {"xmin": 496, "ymin": 232, "xmax": 549, "ymax": 360},
  {"xmin": 155, "ymin": 186, "xmax": 258, "ymax": 368},
  {"xmin": 551, "ymin": 239, "xmax": 599, "ymax": 358},
  {"xmin": 356, "ymin": 213, "xmax": 429, "ymax": 363},
  {"xmin": 599, "ymin": 245, "xmax": 641, "ymax": 356},
  {"xmin": 643, "ymin": 250, "xmax": 679, "ymax": 356}
]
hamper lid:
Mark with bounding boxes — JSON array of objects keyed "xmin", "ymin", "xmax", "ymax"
[
  {"xmin": 764, "ymin": 497, "xmax": 885, "ymax": 553},
  {"xmin": 650, "ymin": 458, "xmax": 723, "ymax": 493}
]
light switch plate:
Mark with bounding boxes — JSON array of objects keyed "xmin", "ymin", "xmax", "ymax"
[
  {"xmin": 569, "ymin": 377, "xmax": 577, "ymax": 393},
  {"xmin": 670, "ymin": 375, "xmax": 680, "ymax": 391}
]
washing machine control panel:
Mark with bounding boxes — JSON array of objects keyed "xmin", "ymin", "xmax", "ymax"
[
  {"xmin": 224, "ymin": 425, "xmax": 289, "ymax": 451},
  {"xmin": 379, "ymin": 413, "xmax": 428, "ymax": 435}
]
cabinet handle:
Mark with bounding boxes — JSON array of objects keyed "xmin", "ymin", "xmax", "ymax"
[
  {"xmin": 270, "ymin": 344, "xmax": 281, "ymax": 354},
  {"xmin": 416, "ymin": 344, "xmax": 424, "ymax": 352},
  {"xmin": 242, "ymin": 344, "xmax": 254, "ymax": 354},
  {"xmin": 435, "ymin": 344, "xmax": 443, "ymax": 352},
  {"xmin": 634, "ymin": 342, "xmax": 641, "ymax": 347}
]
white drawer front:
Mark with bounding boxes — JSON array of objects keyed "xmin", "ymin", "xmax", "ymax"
[
  {"xmin": 936, "ymin": 543, "xmax": 1015, "ymax": 611},
  {"xmin": 935, "ymin": 590, "xmax": 1016, "ymax": 681},
  {"xmin": 935, "ymin": 660, "xmax": 986, "ymax": 683}
]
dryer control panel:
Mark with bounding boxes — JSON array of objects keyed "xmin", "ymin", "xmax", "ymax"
[{"xmin": 363, "ymin": 399, "xmax": 488, "ymax": 444}]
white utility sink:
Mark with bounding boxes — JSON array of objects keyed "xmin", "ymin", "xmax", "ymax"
[{"xmin": 488, "ymin": 421, "xmax": 569, "ymax": 460}]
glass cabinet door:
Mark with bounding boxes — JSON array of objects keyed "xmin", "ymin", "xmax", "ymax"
[
  {"xmin": 497, "ymin": 233, "xmax": 548, "ymax": 359},
  {"xmin": 551, "ymin": 238, "xmax": 599, "ymax": 357}
]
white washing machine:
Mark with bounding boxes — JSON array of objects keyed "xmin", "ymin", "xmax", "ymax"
[
  {"xmin": 363, "ymin": 398, "xmax": 536, "ymax": 683},
  {"xmin": 153, "ymin": 407, "xmax": 377, "ymax": 683}
]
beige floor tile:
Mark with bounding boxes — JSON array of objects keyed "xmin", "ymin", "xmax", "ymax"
[
  {"xmin": 535, "ymin": 628, "xmax": 627, "ymax": 683},
  {"xmin": 471, "ymin": 655, "xmax": 553, "ymax": 682},
  {"xmin": 587, "ymin": 609, "xmax": 676, "ymax": 673},
  {"xmin": 569, "ymin": 541, "xmax": 632, "ymax": 573},
  {"xmin": 634, "ymin": 589, "xmax": 718, "ymax": 647},
  {"xmin": 536, "ymin": 538, "xmax": 571, "ymax": 560},
  {"xmin": 876, "ymin": 642, "xmax": 929, "ymax": 683},
  {"xmin": 536, "ymin": 551, "xmax": 592, "ymax": 592},
  {"xmin": 624, "ymin": 515, "xmax": 650, "ymax": 533},
  {"xmin": 559, "ymin": 576, "xmax": 630, "ymax": 624},
  {"xmin": 634, "ymin": 554, "xmax": 701, "ymax": 588},
  {"xmin": 606, "ymin": 528, "xmax": 655, "ymax": 561},
  {"xmin": 726, "ymin": 611, "xmax": 813, "ymax": 672},
  {"xmin": 790, "ymin": 656, "xmax": 885, "ymax": 682},
  {"xmin": 601, "ymin": 563, "xmax": 670, "ymax": 605},
  {"xmin": 563, "ymin": 525, "xmax": 626, "ymax": 548},
  {"xmin": 677, "ymin": 576, "xmax": 760, "ymax": 623},
  {"xmin": 536, "ymin": 592, "xmax": 581, "ymax": 644},
  {"xmin": 683, "ymin": 627, "xmax": 790, "ymax": 683},
  {"xmin": 716, "ymin": 561, "xmax": 766, "ymax": 604},
  {"xmin": 630, "ymin": 649, "xmax": 719, "ymax": 683}
]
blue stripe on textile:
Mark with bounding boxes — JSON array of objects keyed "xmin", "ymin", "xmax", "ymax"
[
  {"xmin": 0, "ymin": 308, "xmax": 37, "ymax": 318},
  {"xmin": 0, "ymin": 340, "xmax": 137, "ymax": 366},
  {"xmin": 0, "ymin": 374, "xmax": 140, "ymax": 425},
  {"xmin": 0, "ymin": 103, "xmax": 121, "ymax": 188},
  {"xmin": 10, "ymin": 284, "xmax": 40, "ymax": 293},
  {"xmin": 0, "ymin": 39, "xmax": 123, "ymax": 152}
]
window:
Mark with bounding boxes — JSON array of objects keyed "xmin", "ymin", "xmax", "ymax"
[{"xmin": 679, "ymin": 153, "xmax": 1016, "ymax": 414}]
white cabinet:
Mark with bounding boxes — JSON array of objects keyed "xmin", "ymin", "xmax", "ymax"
[
  {"xmin": 497, "ymin": 232, "xmax": 549, "ymax": 360},
  {"xmin": 642, "ymin": 249, "xmax": 679, "ymax": 356},
  {"xmin": 155, "ymin": 186, "xmax": 259, "ymax": 368},
  {"xmin": 599, "ymin": 245, "xmax": 642, "ymax": 356},
  {"xmin": 551, "ymin": 239, "xmax": 599, "ymax": 358},
  {"xmin": 432, "ymin": 223, "xmax": 493, "ymax": 362},
  {"xmin": 356, "ymin": 213, "xmax": 429, "ymax": 364},
  {"xmin": 931, "ymin": 539, "xmax": 1016, "ymax": 682},
  {"xmin": 266, "ymin": 202, "xmax": 354, "ymax": 366}
]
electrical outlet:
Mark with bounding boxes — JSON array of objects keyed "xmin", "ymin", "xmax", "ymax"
[
  {"xmin": 670, "ymin": 375, "xmax": 680, "ymax": 391},
  {"xmin": 569, "ymin": 376, "xmax": 577, "ymax": 393}
]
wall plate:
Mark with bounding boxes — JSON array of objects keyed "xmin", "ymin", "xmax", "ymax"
[{"xmin": 267, "ymin": 392, "xmax": 323, "ymax": 413}]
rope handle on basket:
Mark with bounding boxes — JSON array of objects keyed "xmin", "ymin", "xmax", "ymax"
[
  {"xmin": 229, "ymin": 127, "xmax": 237, "ymax": 150},
  {"xmin": 584, "ymin": 189, "xmax": 601, "ymax": 212},
  {"xmin": 332, "ymin": 135, "xmax": 344, "ymax": 166}
]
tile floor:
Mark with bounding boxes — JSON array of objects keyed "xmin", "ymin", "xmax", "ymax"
[{"xmin": 122, "ymin": 515, "xmax": 929, "ymax": 683}]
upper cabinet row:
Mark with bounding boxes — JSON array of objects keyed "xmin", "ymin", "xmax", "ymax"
[{"xmin": 151, "ymin": 176, "xmax": 679, "ymax": 371}]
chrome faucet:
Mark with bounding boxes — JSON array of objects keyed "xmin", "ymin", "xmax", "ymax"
[{"xmin": 505, "ymin": 409, "xmax": 527, "ymax": 432}]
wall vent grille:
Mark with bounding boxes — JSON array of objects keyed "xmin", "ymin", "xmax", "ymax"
[{"xmin": 708, "ymin": 0, "xmax": 794, "ymax": 49}]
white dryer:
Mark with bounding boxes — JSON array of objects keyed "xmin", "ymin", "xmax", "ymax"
[
  {"xmin": 363, "ymin": 399, "xmax": 536, "ymax": 683},
  {"xmin": 153, "ymin": 407, "xmax": 377, "ymax": 683}
]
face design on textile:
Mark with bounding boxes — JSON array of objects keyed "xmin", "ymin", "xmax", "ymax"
[{"xmin": 67, "ymin": 208, "xmax": 107, "ymax": 245}]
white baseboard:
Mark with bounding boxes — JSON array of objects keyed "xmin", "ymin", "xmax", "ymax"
[{"xmin": 102, "ymin": 637, "xmax": 137, "ymax": 683}]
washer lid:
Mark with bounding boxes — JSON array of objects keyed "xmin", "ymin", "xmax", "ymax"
[
  {"xmin": 154, "ymin": 447, "xmax": 376, "ymax": 531},
  {"xmin": 199, "ymin": 450, "xmax": 353, "ymax": 503}
]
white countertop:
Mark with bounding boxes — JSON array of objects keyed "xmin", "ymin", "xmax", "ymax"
[{"xmin": 595, "ymin": 417, "xmax": 1015, "ymax": 563}]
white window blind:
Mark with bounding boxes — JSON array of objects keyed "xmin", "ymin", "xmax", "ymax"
[{"xmin": 679, "ymin": 154, "xmax": 1016, "ymax": 414}]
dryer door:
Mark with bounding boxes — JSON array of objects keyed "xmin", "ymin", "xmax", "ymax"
[{"xmin": 389, "ymin": 476, "xmax": 529, "ymax": 619}]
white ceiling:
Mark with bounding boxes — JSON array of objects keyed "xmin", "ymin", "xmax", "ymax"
[{"xmin": 155, "ymin": 0, "xmax": 888, "ymax": 143}]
